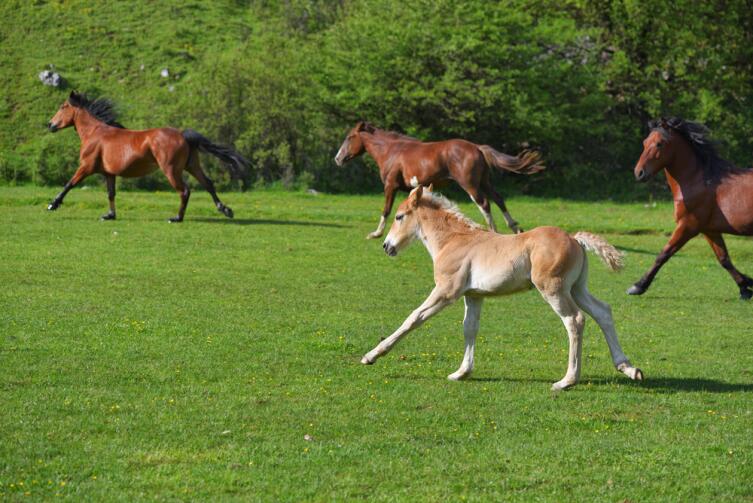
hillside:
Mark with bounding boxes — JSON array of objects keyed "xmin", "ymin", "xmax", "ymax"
[{"xmin": 1, "ymin": 1, "xmax": 752, "ymax": 197}]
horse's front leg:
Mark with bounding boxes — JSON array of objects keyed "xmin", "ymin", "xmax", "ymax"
[
  {"xmin": 362, "ymin": 287, "xmax": 454, "ymax": 364},
  {"xmin": 627, "ymin": 224, "xmax": 697, "ymax": 295},
  {"xmin": 367, "ymin": 183, "xmax": 397, "ymax": 239},
  {"xmin": 100, "ymin": 174, "xmax": 117, "ymax": 220},
  {"xmin": 448, "ymin": 295, "xmax": 483, "ymax": 381},
  {"xmin": 47, "ymin": 164, "xmax": 92, "ymax": 211}
]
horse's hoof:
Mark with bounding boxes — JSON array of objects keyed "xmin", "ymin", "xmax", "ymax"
[
  {"xmin": 740, "ymin": 288, "xmax": 752, "ymax": 300},
  {"xmin": 366, "ymin": 233, "xmax": 382, "ymax": 240},
  {"xmin": 626, "ymin": 284, "xmax": 646, "ymax": 295},
  {"xmin": 47, "ymin": 202, "xmax": 59, "ymax": 211},
  {"xmin": 634, "ymin": 368, "xmax": 644, "ymax": 381},
  {"xmin": 223, "ymin": 206, "xmax": 234, "ymax": 219},
  {"xmin": 168, "ymin": 217, "xmax": 183, "ymax": 223},
  {"xmin": 447, "ymin": 371, "xmax": 470, "ymax": 381},
  {"xmin": 100, "ymin": 212, "xmax": 116, "ymax": 221},
  {"xmin": 551, "ymin": 380, "xmax": 576, "ymax": 391},
  {"xmin": 361, "ymin": 355, "xmax": 375, "ymax": 365}
]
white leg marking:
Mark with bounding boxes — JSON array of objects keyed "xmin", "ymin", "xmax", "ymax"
[
  {"xmin": 471, "ymin": 196, "xmax": 498, "ymax": 233},
  {"xmin": 409, "ymin": 176, "xmax": 419, "ymax": 187},
  {"xmin": 502, "ymin": 210, "xmax": 521, "ymax": 233},
  {"xmin": 367, "ymin": 215, "xmax": 386, "ymax": 239},
  {"xmin": 448, "ymin": 296, "xmax": 483, "ymax": 380}
]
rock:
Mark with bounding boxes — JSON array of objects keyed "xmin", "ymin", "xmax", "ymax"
[
  {"xmin": 38, "ymin": 70, "xmax": 61, "ymax": 87},
  {"xmin": 306, "ymin": 188, "xmax": 319, "ymax": 196}
]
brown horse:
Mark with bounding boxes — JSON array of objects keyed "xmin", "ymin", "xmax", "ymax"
[
  {"xmin": 334, "ymin": 122, "xmax": 544, "ymax": 238},
  {"xmin": 629, "ymin": 117, "xmax": 753, "ymax": 299},
  {"xmin": 46, "ymin": 91, "xmax": 248, "ymax": 222}
]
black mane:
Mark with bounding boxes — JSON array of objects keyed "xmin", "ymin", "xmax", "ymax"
[
  {"xmin": 649, "ymin": 117, "xmax": 737, "ymax": 183},
  {"xmin": 68, "ymin": 91, "xmax": 125, "ymax": 128}
]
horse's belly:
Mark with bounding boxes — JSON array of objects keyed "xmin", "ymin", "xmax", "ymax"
[
  {"xmin": 467, "ymin": 264, "xmax": 532, "ymax": 296},
  {"xmin": 118, "ymin": 162, "xmax": 159, "ymax": 178}
]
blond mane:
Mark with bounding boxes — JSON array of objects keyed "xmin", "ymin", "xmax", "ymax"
[{"xmin": 420, "ymin": 192, "xmax": 483, "ymax": 230}]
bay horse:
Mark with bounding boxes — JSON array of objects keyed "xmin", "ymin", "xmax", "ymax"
[
  {"xmin": 362, "ymin": 185, "xmax": 643, "ymax": 390},
  {"xmin": 629, "ymin": 117, "xmax": 753, "ymax": 299},
  {"xmin": 46, "ymin": 91, "xmax": 249, "ymax": 222},
  {"xmin": 334, "ymin": 122, "xmax": 544, "ymax": 238}
]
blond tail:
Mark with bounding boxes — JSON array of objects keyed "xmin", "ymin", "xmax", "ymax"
[
  {"xmin": 573, "ymin": 232, "xmax": 625, "ymax": 271},
  {"xmin": 478, "ymin": 145, "xmax": 545, "ymax": 175}
]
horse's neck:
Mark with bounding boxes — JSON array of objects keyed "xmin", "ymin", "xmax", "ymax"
[
  {"xmin": 664, "ymin": 148, "xmax": 708, "ymax": 202},
  {"xmin": 73, "ymin": 110, "xmax": 104, "ymax": 141},
  {"xmin": 361, "ymin": 133, "xmax": 401, "ymax": 172},
  {"xmin": 417, "ymin": 206, "xmax": 473, "ymax": 260}
]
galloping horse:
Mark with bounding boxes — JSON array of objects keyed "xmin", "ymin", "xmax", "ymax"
[
  {"xmin": 334, "ymin": 122, "xmax": 544, "ymax": 238},
  {"xmin": 629, "ymin": 117, "xmax": 753, "ymax": 299},
  {"xmin": 46, "ymin": 91, "xmax": 249, "ymax": 222},
  {"xmin": 363, "ymin": 186, "xmax": 642, "ymax": 390}
]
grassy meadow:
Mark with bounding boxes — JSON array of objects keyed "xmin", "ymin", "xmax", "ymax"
[{"xmin": 1, "ymin": 186, "xmax": 752, "ymax": 501}]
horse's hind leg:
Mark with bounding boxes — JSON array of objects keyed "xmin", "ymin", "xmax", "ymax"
[
  {"xmin": 100, "ymin": 174, "xmax": 116, "ymax": 220},
  {"xmin": 448, "ymin": 296, "xmax": 483, "ymax": 381},
  {"xmin": 186, "ymin": 155, "xmax": 234, "ymax": 218},
  {"xmin": 164, "ymin": 169, "xmax": 190, "ymax": 223},
  {"xmin": 537, "ymin": 287, "xmax": 585, "ymax": 390},
  {"xmin": 703, "ymin": 232, "xmax": 753, "ymax": 300},
  {"xmin": 571, "ymin": 261, "xmax": 643, "ymax": 381},
  {"xmin": 483, "ymin": 178, "xmax": 522, "ymax": 233}
]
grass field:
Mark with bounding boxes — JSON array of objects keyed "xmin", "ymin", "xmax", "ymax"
[{"xmin": 1, "ymin": 185, "xmax": 752, "ymax": 501}]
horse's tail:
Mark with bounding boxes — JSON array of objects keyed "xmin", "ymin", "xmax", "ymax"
[
  {"xmin": 478, "ymin": 145, "xmax": 545, "ymax": 175},
  {"xmin": 573, "ymin": 232, "xmax": 625, "ymax": 272},
  {"xmin": 182, "ymin": 129, "xmax": 249, "ymax": 179}
]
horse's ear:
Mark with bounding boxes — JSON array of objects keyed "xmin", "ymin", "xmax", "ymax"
[
  {"xmin": 410, "ymin": 185, "xmax": 423, "ymax": 207},
  {"xmin": 68, "ymin": 90, "xmax": 81, "ymax": 106},
  {"xmin": 426, "ymin": 183, "xmax": 434, "ymax": 192},
  {"xmin": 356, "ymin": 121, "xmax": 366, "ymax": 132}
]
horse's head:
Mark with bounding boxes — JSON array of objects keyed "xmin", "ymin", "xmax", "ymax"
[
  {"xmin": 47, "ymin": 91, "xmax": 82, "ymax": 133},
  {"xmin": 383, "ymin": 185, "xmax": 429, "ymax": 257},
  {"xmin": 634, "ymin": 121, "xmax": 675, "ymax": 182},
  {"xmin": 334, "ymin": 121, "xmax": 375, "ymax": 166}
]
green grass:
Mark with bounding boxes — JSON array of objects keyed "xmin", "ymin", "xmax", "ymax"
[{"xmin": 1, "ymin": 186, "xmax": 752, "ymax": 501}]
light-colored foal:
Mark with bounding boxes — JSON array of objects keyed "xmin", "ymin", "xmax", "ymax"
[{"xmin": 362, "ymin": 186, "xmax": 643, "ymax": 390}]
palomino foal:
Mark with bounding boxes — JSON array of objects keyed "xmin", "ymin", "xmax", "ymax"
[{"xmin": 362, "ymin": 186, "xmax": 643, "ymax": 390}]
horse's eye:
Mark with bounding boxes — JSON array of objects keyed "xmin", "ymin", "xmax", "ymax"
[
  {"xmin": 656, "ymin": 142, "xmax": 663, "ymax": 148},
  {"xmin": 396, "ymin": 214, "xmax": 404, "ymax": 221}
]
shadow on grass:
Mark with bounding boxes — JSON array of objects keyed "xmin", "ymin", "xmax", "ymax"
[
  {"xmin": 385, "ymin": 373, "xmax": 753, "ymax": 393},
  {"xmin": 191, "ymin": 217, "xmax": 348, "ymax": 228},
  {"xmin": 615, "ymin": 245, "xmax": 657, "ymax": 255},
  {"xmin": 637, "ymin": 376, "xmax": 753, "ymax": 393}
]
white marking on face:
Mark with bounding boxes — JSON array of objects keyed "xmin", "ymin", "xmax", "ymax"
[{"xmin": 409, "ymin": 176, "xmax": 419, "ymax": 187}]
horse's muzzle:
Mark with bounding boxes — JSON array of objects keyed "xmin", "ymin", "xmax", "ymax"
[
  {"xmin": 383, "ymin": 242, "xmax": 397, "ymax": 257},
  {"xmin": 635, "ymin": 168, "xmax": 647, "ymax": 182},
  {"xmin": 47, "ymin": 122, "xmax": 59, "ymax": 133}
]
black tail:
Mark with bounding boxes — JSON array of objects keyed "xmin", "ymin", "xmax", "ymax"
[{"xmin": 182, "ymin": 129, "xmax": 249, "ymax": 179}]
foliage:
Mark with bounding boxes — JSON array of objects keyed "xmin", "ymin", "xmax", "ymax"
[
  {"xmin": 2, "ymin": 187, "xmax": 753, "ymax": 500},
  {"xmin": 1, "ymin": 1, "xmax": 752, "ymax": 198}
]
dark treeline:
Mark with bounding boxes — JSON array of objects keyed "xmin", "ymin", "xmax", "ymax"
[{"xmin": 2, "ymin": 0, "xmax": 752, "ymax": 198}]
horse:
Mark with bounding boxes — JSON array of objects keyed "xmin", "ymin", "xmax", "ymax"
[
  {"xmin": 628, "ymin": 117, "xmax": 753, "ymax": 299},
  {"xmin": 334, "ymin": 121, "xmax": 544, "ymax": 239},
  {"xmin": 362, "ymin": 185, "xmax": 643, "ymax": 390},
  {"xmin": 46, "ymin": 91, "xmax": 249, "ymax": 222}
]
